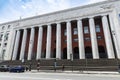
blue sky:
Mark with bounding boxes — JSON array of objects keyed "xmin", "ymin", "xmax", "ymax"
[{"xmin": 0, "ymin": 0, "xmax": 106, "ymax": 23}]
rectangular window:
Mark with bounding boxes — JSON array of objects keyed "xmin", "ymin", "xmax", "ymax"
[
  {"xmin": 4, "ymin": 43, "xmax": 7, "ymax": 47},
  {"xmin": 73, "ymin": 28, "xmax": 78, "ymax": 35},
  {"xmin": 0, "ymin": 34, "xmax": 3, "ymax": 41},
  {"xmin": 64, "ymin": 29, "xmax": 67, "ymax": 36},
  {"xmin": 119, "ymin": 14, "xmax": 120, "ymax": 22},
  {"xmin": 97, "ymin": 35, "xmax": 102, "ymax": 40},
  {"xmin": 8, "ymin": 25, "xmax": 11, "ymax": 29},
  {"xmin": 2, "ymin": 26, "xmax": 5, "ymax": 30},
  {"xmin": 74, "ymin": 38, "xmax": 78, "ymax": 42},
  {"xmin": 64, "ymin": 39, "xmax": 67, "ymax": 43},
  {"xmin": 96, "ymin": 25, "xmax": 100, "ymax": 32},
  {"xmin": 84, "ymin": 26, "xmax": 89, "ymax": 34},
  {"xmin": 85, "ymin": 37, "xmax": 90, "ymax": 41},
  {"xmin": 4, "ymin": 33, "xmax": 9, "ymax": 41},
  {"xmin": 2, "ymin": 50, "xmax": 6, "ymax": 60}
]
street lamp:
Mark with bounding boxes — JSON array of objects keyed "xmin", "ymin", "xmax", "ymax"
[
  {"xmin": 112, "ymin": 31, "xmax": 120, "ymax": 72},
  {"xmin": 70, "ymin": 53, "xmax": 73, "ymax": 72},
  {"xmin": 21, "ymin": 59, "xmax": 25, "ymax": 67}
]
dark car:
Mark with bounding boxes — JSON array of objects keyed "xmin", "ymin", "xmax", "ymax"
[
  {"xmin": 9, "ymin": 66, "xmax": 25, "ymax": 73},
  {"xmin": 0, "ymin": 65, "xmax": 9, "ymax": 72}
]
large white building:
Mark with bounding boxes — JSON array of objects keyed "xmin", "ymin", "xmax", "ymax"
[{"xmin": 0, "ymin": 0, "xmax": 120, "ymax": 61}]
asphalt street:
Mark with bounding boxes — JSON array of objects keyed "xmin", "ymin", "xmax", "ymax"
[{"xmin": 0, "ymin": 71, "xmax": 120, "ymax": 80}]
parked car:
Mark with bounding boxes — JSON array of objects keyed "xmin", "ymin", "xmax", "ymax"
[
  {"xmin": 9, "ymin": 66, "xmax": 25, "ymax": 73},
  {"xmin": 0, "ymin": 65, "xmax": 9, "ymax": 72}
]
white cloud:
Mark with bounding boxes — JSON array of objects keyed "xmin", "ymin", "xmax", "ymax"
[
  {"xmin": 0, "ymin": 0, "xmax": 107, "ymax": 23},
  {"xmin": 87, "ymin": 0, "xmax": 106, "ymax": 4}
]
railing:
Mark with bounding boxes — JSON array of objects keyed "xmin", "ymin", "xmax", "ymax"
[{"xmin": 0, "ymin": 59, "xmax": 120, "ymax": 71}]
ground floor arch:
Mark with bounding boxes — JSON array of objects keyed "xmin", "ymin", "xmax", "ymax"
[
  {"xmin": 98, "ymin": 46, "xmax": 107, "ymax": 59},
  {"xmin": 85, "ymin": 47, "xmax": 93, "ymax": 59},
  {"xmin": 63, "ymin": 48, "xmax": 67, "ymax": 59},
  {"xmin": 73, "ymin": 47, "xmax": 79, "ymax": 59}
]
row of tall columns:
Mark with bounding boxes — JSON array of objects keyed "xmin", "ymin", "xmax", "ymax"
[{"xmin": 12, "ymin": 15, "xmax": 116, "ymax": 60}]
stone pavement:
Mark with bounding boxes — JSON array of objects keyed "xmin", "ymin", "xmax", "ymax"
[{"xmin": 26, "ymin": 70, "xmax": 120, "ymax": 75}]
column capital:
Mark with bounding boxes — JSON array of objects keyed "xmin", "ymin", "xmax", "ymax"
[
  {"xmin": 23, "ymin": 28, "xmax": 27, "ymax": 30},
  {"xmin": 31, "ymin": 27, "xmax": 34, "ymax": 29},
  {"xmin": 16, "ymin": 29, "xmax": 20, "ymax": 31},
  {"xmin": 77, "ymin": 19, "xmax": 82, "ymax": 21},
  {"xmin": 101, "ymin": 14, "xmax": 108, "ymax": 17},
  {"xmin": 66, "ymin": 20, "xmax": 71, "ymax": 23},
  {"xmin": 88, "ymin": 16, "xmax": 95, "ymax": 19},
  {"xmin": 56, "ymin": 22, "xmax": 61, "ymax": 24},
  {"xmin": 47, "ymin": 24, "xmax": 51, "ymax": 26},
  {"xmin": 38, "ymin": 25, "xmax": 42, "ymax": 28}
]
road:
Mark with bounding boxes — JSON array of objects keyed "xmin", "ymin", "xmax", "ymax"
[{"xmin": 0, "ymin": 71, "xmax": 120, "ymax": 80}]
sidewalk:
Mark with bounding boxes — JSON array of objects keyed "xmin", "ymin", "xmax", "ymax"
[{"xmin": 25, "ymin": 70, "xmax": 120, "ymax": 75}]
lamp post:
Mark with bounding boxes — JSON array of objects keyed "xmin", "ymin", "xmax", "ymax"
[
  {"xmin": 70, "ymin": 53, "xmax": 73, "ymax": 72},
  {"xmin": 112, "ymin": 31, "xmax": 119, "ymax": 72},
  {"xmin": 22, "ymin": 59, "xmax": 25, "ymax": 66},
  {"xmin": 54, "ymin": 59, "xmax": 57, "ymax": 72}
]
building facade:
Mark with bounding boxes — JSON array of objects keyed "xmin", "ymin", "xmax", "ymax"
[{"xmin": 0, "ymin": 0, "xmax": 120, "ymax": 61}]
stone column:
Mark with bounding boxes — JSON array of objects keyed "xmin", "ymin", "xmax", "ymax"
[
  {"xmin": 66, "ymin": 21, "xmax": 72, "ymax": 59},
  {"xmin": 7, "ymin": 30, "xmax": 16, "ymax": 60},
  {"xmin": 102, "ymin": 15, "xmax": 115, "ymax": 59},
  {"xmin": 12, "ymin": 30, "xmax": 20, "ymax": 60},
  {"xmin": 89, "ymin": 17, "xmax": 99, "ymax": 59},
  {"xmin": 112, "ymin": 10, "xmax": 120, "ymax": 59},
  {"xmin": 46, "ymin": 24, "xmax": 52, "ymax": 59},
  {"xmin": 77, "ymin": 19, "xmax": 85, "ymax": 59},
  {"xmin": 36, "ymin": 26, "xmax": 43, "ymax": 60},
  {"xmin": 109, "ymin": 13, "xmax": 120, "ymax": 59},
  {"xmin": 56, "ymin": 23, "xmax": 61, "ymax": 59},
  {"xmin": 19, "ymin": 29, "xmax": 27, "ymax": 60},
  {"xmin": 28, "ymin": 28, "xmax": 35, "ymax": 60}
]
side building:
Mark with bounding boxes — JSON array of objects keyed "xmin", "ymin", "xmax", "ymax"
[{"xmin": 0, "ymin": 0, "xmax": 120, "ymax": 61}]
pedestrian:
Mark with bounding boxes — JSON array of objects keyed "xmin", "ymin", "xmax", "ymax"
[
  {"xmin": 29, "ymin": 62, "xmax": 32, "ymax": 71},
  {"xmin": 26, "ymin": 66, "xmax": 28, "ymax": 71},
  {"xmin": 37, "ymin": 62, "xmax": 40, "ymax": 72}
]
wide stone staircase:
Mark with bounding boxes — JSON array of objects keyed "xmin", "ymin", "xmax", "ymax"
[{"xmin": 0, "ymin": 59, "xmax": 120, "ymax": 71}]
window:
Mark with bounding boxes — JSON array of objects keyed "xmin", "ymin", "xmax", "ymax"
[
  {"xmin": 4, "ymin": 33, "xmax": 9, "ymax": 41},
  {"xmin": 64, "ymin": 29, "xmax": 67, "ymax": 36},
  {"xmin": 8, "ymin": 25, "xmax": 11, "ymax": 29},
  {"xmin": 84, "ymin": 26, "xmax": 89, "ymax": 34},
  {"xmin": 85, "ymin": 37, "xmax": 90, "ymax": 41},
  {"xmin": 96, "ymin": 25, "xmax": 100, "ymax": 32},
  {"xmin": 54, "ymin": 40, "xmax": 56, "ymax": 43},
  {"xmin": 2, "ymin": 26, "xmax": 5, "ymax": 30},
  {"xmin": 4, "ymin": 43, "xmax": 7, "ymax": 47},
  {"xmin": 2, "ymin": 50, "xmax": 6, "ymax": 60},
  {"xmin": 73, "ymin": 28, "xmax": 78, "ymax": 35},
  {"xmin": 97, "ymin": 35, "xmax": 102, "ymax": 40},
  {"xmin": 65, "ymin": 39, "xmax": 67, "ymax": 43},
  {"xmin": 0, "ymin": 34, "xmax": 3, "ymax": 41},
  {"xmin": 74, "ymin": 38, "xmax": 78, "ymax": 42}
]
